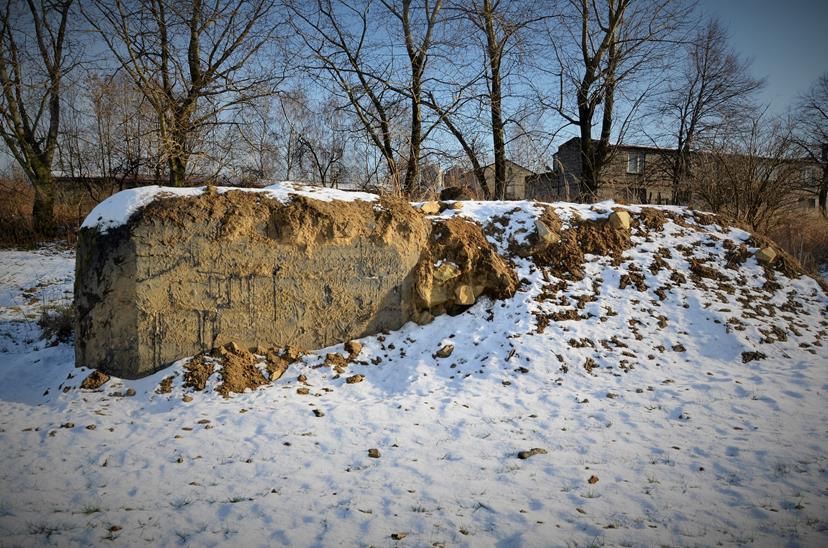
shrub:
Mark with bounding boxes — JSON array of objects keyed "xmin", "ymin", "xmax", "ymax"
[{"xmin": 766, "ymin": 213, "xmax": 828, "ymax": 276}]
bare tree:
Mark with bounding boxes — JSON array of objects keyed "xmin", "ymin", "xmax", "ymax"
[
  {"xmin": 693, "ymin": 113, "xmax": 803, "ymax": 232},
  {"xmin": 457, "ymin": 0, "xmax": 544, "ymax": 199},
  {"xmin": 791, "ymin": 73, "xmax": 828, "ymax": 216},
  {"xmin": 0, "ymin": 0, "xmax": 73, "ymax": 234},
  {"xmin": 289, "ymin": 0, "xmax": 443, "ymax": 196},
  {"xmin": 58, "ymin": 73, "xmax": 163, "ymax": 200},
  {"xmin": 660, "ymin": 19, "xmax": 763, "ymax": 199},
  {"xmin": 84, "ymin": 0, "xmax": 285, "ymax": 186},
  {"xmin": 552, "ymin": 0, "xmax": 691, "ymax": 200}
]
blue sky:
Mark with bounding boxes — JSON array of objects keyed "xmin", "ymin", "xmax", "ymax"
[{"xmin": 697, "ymin": 0, "xmax": 828, "ymax": 112}]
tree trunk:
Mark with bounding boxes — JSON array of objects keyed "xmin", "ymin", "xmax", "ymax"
[
  {"xmin": 821, "ymin": 143, "xmax": 828, "ymax": 217},
  {"xmin": 31, "ymin": 168, "xmax": 56, "ymax": 236},
  {"xmin": 168, "ymin": 154, "xmax": 188, "ymax": 186},
  {"xmin": 404, "ymin": 90, "xmax": 422, "ymax": 196}
]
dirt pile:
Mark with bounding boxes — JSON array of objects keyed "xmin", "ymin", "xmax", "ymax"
[
  {"xmin": 533, "ymin": 215, "xmax": 632, "ymax": 281},
  {"xmin": 412, "ymin": 217, "xmax": 518, "ymax": 317},
  {"xmin": 176, "ymin": 342, "xmax": 298, "ymax": 398}
]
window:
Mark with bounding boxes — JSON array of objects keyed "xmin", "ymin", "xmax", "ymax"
[
  {"xmin": 802, "ymin": 166, "xmax": 821, "ymax": 183},
  {"xmin": 627, "ymin": 152, "xmax": 645, "ymax": 174},
  {"xmin": 798, "ymin": 196, "xmax": 817, "ymax": 209}
]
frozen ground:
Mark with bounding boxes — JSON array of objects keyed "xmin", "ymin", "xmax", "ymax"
[{"xmin": 0, "ymin": 199, "xmax": 827, "ymax": 547}]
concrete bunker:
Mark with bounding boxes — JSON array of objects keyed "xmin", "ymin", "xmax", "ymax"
[{"xmin": 75, "ymin": 187, "xmax": 517, "ymax": 378}]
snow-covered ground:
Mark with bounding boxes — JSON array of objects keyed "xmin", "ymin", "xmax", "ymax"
[{"xmin": 0, "ymin": 200, "xmax": 827, "ymax": 547}]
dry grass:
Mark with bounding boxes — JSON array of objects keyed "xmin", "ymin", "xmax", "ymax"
[
  {"xmin": 766, "ymin": 213, "xmax": 828, "ymax": 276},
  {"xmin": 0, "ymin": 178, "xmax": 84, "ymax": 248},
  {"xmin": 38, "ymin": 304, "xmax": 74, "ymax": 343}
]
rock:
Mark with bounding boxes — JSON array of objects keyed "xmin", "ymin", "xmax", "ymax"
[
  {"xmin": 182, "ymin": 394, "xmax": 193, "ymax": 402},
  {"xmin": 390, "ymin": 532, "xmax": 407, "ymax": 540},
  {"xmin": 517, "ymin": 447, "xmax": 547, "ymax": 459},
  {"xmin": 325, "ymin": 353, "xmax": 348, "ymax": 368},
  {"xmin": 225, "ymin": 341, "xmax": 243, "ymax": 354},
  {"xmin": 608, "ymin": 210, "xmax": 631, "ymax": 230},
  {"xmin": 412, "ymin": 310, "xmax": 434, "ymax": 325},
  {"xmin": 80, "ymin": 370, "xmax": 110, "ymax": 390},
  {"xmin": 344, "ymin": 340, "xmax": 362, "ymax": 358},
  {"xmin": 85, "ymin": 424, "xmax": 96, "ymax": 430},
  {"xmin": 296, "ymin": 387, "xmax": 310, "ymax": 395},
  {"xmin": 313, "ymin": 409, "xmax": 325, "ymax": 417},
  {"xmin": 535, "ymin": 220, "xmax": 561, "ymax": 246},
  {"xmin": 454, "ymin": 285, "xmax": 476, "ymax": 306},
  {"xmin": 345, "ymin": 374, "xmax": 365, "ymax": 384},
  {"xmin": 368, "ymin": 448, "xmax": 381, "ymax": 458},
  {"xmin": 418, "ymin": 201, "xmax": 441, "ymax": 215},
  {"xmin": 283, "ymin": 346, "xmax": 303, "ymax": 362},
  {"xmin": 588, "ymin": 475, "xmax": 599, "ymax": 484},
  {"xmin": 435, "ymin": 344, "xmax": 454, "ymax": 358},
  {"xmin": 441, "ymin": 201, "xmax": 463, "ymax": 211},
  {"xmin": 433, "ymin": 262, "xmax": 461, "ymax": 282},
  {"xmin": 755, "ymin": 247, "xmax": 777, "ymax": 265}
]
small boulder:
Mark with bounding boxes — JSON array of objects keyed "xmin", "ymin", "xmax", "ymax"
[
  {"xmin": 418, "ymin": 201, "xmax": 441, "ymax": 215},
  {"xmin": 535, "ymin": 220, "xmax": 561, "ymax": 246},
  {"xmin": 608, "ymin": 211, "xmax": 631, "ymax": 230},
  {"xmin": 435, "ymin": 344, "xmax": 454, "ymax": 358},
  {"xmin": 412, "ymin": 310, "xmax": 434, "ymax": 325},
  {"xmin": 344, "ymin": 340, "xmax": 362, "ymax": 359},
  {"xmin": 454, "ymin": 285, "xmax": 476, "ymax": 305},
  {"xmin": 345, "ymin": 374, "xmax": 365, "ymax": 384},
  {"xmin": 433, "ymin": 262, "xmax": 461, "ymax": 282},
  {"xmin": 517, "ymin": 447, "xmax": 547, "ymax": 459},
  {"xmin": 367, "ymin": 448, "xmax": 381, "ymax": 458},
  {"xmin": 755, "ymin": 247, "xmax": 777, "ymax": 265}
]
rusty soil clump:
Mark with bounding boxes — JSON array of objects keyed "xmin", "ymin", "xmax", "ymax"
[{"xmin": 534, "ymin": 216, "xmax": 632, "ymax": 281}]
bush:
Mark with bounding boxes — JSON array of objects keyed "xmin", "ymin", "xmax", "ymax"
[
  {"xmin": 766, "ymin": 213, "xmax": 828, "ymax": 276},
  {"xmin": 38, "ymin": 304, "xmax": 74, "ymax": 343},
  {"xmin": 0, "ymin": 177, "xmax": 81, "ymax": 248}
]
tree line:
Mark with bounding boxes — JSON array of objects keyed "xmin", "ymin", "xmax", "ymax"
[{"xmin": 1, "ymin": 0, "xmax": 826, "ymax": 235}]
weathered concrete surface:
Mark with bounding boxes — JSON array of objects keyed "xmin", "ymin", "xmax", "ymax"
[{"xmin": 75, "ymin": 189, "xmax": 516, "ymax": 378}]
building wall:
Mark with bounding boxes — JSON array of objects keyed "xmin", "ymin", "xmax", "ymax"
[{"xmin": 452, "ymin": 161, "xmax": 536, "ymax": 200}]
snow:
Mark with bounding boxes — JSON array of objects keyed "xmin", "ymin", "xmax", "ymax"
[
  {"xmin": 2, "ymin": 201, "xmax": 828, "ymax": 546},
  {"xmin": 80, "ymin": 182, "xmax": 378, "ymax": 233}
]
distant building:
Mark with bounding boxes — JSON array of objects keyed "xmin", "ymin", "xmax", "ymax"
[
  {"xmin": 534, "ymin": 137, "xmax": 822, "ymax": 211},
  {"xmin": 447, "ymin": 160, "xmax": 537, "ymax": 200}
]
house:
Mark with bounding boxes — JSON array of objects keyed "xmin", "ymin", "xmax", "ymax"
[
  {"xmin": 535, "ymin": 137, "xmax": 822, "ymax": 211},
  {"xmin": 445, "ymin": 160, "xmax": 537, "ymax": 200}
]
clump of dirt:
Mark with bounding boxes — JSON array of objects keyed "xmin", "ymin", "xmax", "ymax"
[
  {"xmin": 215, "ymin": 343, "xmax": 268, "ymax": 398},
  {"xmin": 619, "ymin": 271, "xmax": 648, "ymax": 292},
  {"xmin": 724, "ymin": 243, "xmax": 752, "ymax": 270},
  {"xmin": 80, "ymin": 370, "xmax": 110, "ymax": 390},
  {"xmin": 550, "ymin": 309, "xmax": 583, "ymax": 321},
  {"xmin": 533, "ymin": 217, "xmax": 632, "ymax": 281},
  {"xmin": 157, "ymin": 376, "xmax": 174, "ymax": 394},
  {"xmin": 742, "ymin": 351, "xmax": 767, "ymax": 363},
  {"xmin": 183, "ymin": 356, "xmax": 215, "ymax": 391},
  {"xmin": 689, "ymin": 259, "xmax": 728, "ymax": 281},
  {"xmin": 649, "ymin": 249, "xmax": 671, "ymax": 275},
  {"xmin": 413, "ymin": 216, "xmax": 518, "ymax": 314},
  {"xmin": 637, "ymin": 208, "xmax": 670, "ymax": 231}
]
